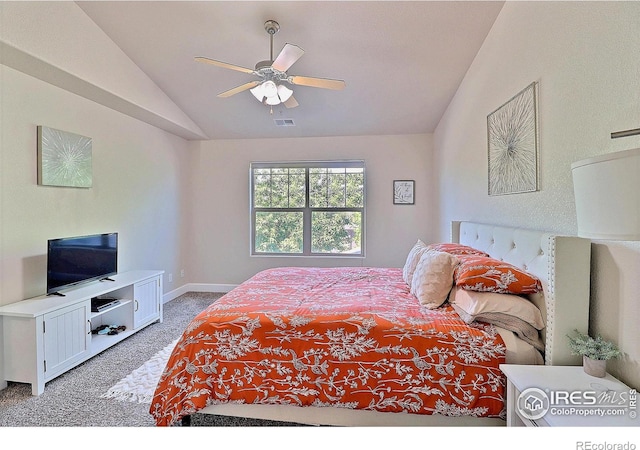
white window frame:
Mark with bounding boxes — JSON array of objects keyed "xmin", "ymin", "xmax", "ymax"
[{"xmin": 250, "ymin": 160, "xmax": 366, "ymax": 257}]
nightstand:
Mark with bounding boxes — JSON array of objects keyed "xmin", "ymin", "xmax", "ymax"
[{"xmin": 500, "ymin": 364, "xmax": 638, "ymax": 427}]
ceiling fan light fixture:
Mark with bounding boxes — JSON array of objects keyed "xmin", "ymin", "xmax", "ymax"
[{"xmin": 251, "ymin": 81, "xmax": 291, "ymax": 106}]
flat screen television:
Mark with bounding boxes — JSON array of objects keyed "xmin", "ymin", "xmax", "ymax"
[{"xmin": 46, "ymin": 232, "xmax": 118, "ymax": 295}]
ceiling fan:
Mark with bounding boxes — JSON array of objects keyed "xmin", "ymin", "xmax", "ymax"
[{"xmin": 195, "ymin": 20, "xmax": 345, "ymax": 109}]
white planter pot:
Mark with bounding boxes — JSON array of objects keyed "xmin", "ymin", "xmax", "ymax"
[{"xmin": 583, "ymin": 356, "xmax": 607, "ymax": 378}]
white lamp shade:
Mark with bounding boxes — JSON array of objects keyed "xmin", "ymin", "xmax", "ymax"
[
  {"xmin": 571, "ymin": 148, "xmax": 640, "ymax": 240},
  {"xmin": 262, "ymin": 81, "xmax": 278, "ymax": 98},
  {"xmin": 250, "ymin": 84, "xmax": 264, "ymax": 102},
  {"xmin": 277, "ymin": 84, "xmax": 293, "ymax": 102},
  {"xmin": 265, "ymin": 96, "xmax": 281, "ymax": 106}
]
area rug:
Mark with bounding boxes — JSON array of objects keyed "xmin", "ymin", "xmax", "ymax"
[{"xmin": 101, "ymin": 338, "xmax": 178, "ymax": 404}]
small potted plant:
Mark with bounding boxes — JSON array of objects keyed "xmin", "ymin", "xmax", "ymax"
[{"xmin": 567, "ymin": 329, "xmax": 621, "ymax": 377}]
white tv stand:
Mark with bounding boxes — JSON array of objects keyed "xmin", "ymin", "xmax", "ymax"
[{"xmin": 0, "ymin": 270, "xmax": 163, "ymax": 395}]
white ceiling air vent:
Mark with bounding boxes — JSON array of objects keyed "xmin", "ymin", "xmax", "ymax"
[{"xmin": 274, "ymin": 118, "xmax": 296, "ymax": 127}]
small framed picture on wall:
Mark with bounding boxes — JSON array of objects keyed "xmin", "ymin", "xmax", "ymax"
[{"xmin": 393, "ymin": 180, "xmax": 415, "ymax": 205}]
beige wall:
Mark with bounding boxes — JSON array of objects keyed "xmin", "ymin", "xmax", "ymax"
[
  {"xmin": 0, "ymin": 65, "xmax": 191, "ymax": 305},
  {"xmin": 187, "ymin": 134, "xmax": 435, "ymax": 285},
  {"xmin": 434, "ymin": 1, "xmax": 640, "ymax": 388}
]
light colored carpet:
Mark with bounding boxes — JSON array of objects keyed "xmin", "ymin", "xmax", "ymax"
[{"xmin": 101, "ymin": 338, "xmax": 179, "ymax": 404}]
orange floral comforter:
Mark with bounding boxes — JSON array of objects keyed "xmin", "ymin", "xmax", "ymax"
[{"xmin": 150, "ymin": 267, "xmax": 506, "ymax": 426}]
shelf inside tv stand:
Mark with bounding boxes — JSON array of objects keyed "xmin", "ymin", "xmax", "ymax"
[{"xmin": 90, "ymin": 299, "xmax": 131, "ymax": 318}]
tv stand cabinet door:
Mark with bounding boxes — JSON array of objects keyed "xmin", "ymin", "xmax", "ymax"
[
  {"xmin": 133, "ymin": 276, "xmax": 162, "ymax": 329},
  {"xmin": 43, "ymin": 301, "xmax": 91, "ymax": 383}
]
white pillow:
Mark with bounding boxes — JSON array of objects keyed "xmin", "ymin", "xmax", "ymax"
[
  {"xmin": 452, "ymin": 304, "xmax": 545, "ymax": 352},
  {"xmin": 410, "ymin": 249, "xmax": 458, "ymax": 309},
  {"xmin": 449, "ymin": 287, "xmax": 545, "ymax": 330},
  {"xmin": 402, "ymin": 239, "xmax": 428, "ymax": 286}
]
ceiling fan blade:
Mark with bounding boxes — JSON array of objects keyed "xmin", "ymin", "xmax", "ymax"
[
  {"xmin": 218, "ymin": 81, "xmax": 261, "ymax": 98},
  {"xmin": 289, "ymin": 76, "xmax": 346, "ymax": 90},
  {"xmin": 195, "ymin": 56, "xmax": 255, "ymax": 74},
  {"xmin": 271, "ymin": 44, "xmax": 305, "ymax": 72},
  {"xmin": 283, "ymin": 95, "xmax": 299, "ymax": 109}
]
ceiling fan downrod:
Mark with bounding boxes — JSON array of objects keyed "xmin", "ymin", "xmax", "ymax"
[{"xmin": 264, "ymin": 20, "xmax": 280, "ymax": 62}]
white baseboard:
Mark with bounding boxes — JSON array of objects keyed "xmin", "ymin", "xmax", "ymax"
[{"xmin": 163, "ymin": 283, "xmax": 238, "ymax": 304}]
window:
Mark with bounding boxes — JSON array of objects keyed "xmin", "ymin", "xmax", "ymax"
[{"xmin": 251, "ymin": 161, "xmax": 365, "ymax": 256}]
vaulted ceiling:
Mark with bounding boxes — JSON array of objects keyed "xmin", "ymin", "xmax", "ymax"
[{"xmin": 77, "ymin": 1, "xmax": 504, "ymax": 140}]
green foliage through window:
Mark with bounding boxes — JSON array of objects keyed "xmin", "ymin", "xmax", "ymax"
[{"xmin": 251, "ymin": 161, "xmax": 365, "ymax": 256}]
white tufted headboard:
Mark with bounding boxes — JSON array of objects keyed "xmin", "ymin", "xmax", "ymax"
[{"xmin": 451, "ymin": 221, "xmax": 591, "ymax": 366}]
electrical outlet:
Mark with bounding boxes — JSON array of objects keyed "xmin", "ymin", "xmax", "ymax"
[
  {"xmin": 180, "ymin": 269, "xmax": 185, "ymax": 278},
  {"xmin": 168, "ymin": 273, "xmax": 173, "ymax": 283}
]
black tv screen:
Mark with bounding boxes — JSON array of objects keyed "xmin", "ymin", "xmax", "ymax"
[{"xmin": 47, "ymin": 232, "xmax": 118, "ymax": 294}]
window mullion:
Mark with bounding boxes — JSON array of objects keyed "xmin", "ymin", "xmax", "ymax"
[
  {"xmin": 269, "ymin": 168, "xmax": 273, "ymax": 208},
  {"xmin": 303, "ymin": 167, "xmax": 311, "ymax": 255},
  {"xmin": 343, "ymin": 169, "xmax": 347, "ymax": 208},
  {"xmin": 325, "ymin": 169, "xmax": 329, "ymax": 208},
  {"xmin": 287, "ymin": 168, "xmax": 290, "ymax": 208}
]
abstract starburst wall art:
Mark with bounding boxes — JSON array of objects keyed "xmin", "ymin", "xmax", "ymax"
[
  {"xmin": 37, "ymin": 126, "xmax": 92, "ymax": 188},
  {"xmin": 487, "ymin": 82, "xmax": 539, "ymax": 195}
]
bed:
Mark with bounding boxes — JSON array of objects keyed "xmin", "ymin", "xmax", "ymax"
[{"xmin": 149, "ymin": 221, "xmax": 591, "ymax": 426}]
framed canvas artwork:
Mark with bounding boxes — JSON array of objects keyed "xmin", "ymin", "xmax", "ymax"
[
  {"xmin": 487, "ymin": 82, "xmax": 539, "ymax": 196},
  {"xmin": 37, "ymin": 126, "xmax": 92, "ymax": 188},
  {"xmin": 393, "ymin": 180, "xmax": 415, "ymax": 205}
]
